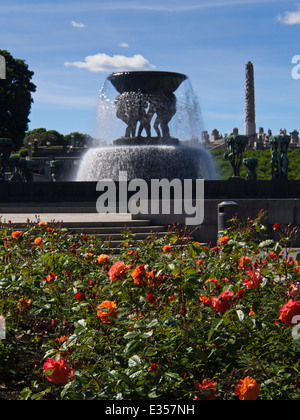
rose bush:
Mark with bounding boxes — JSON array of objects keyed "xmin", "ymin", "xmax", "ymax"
[{"xmin": 0, "ymin": 211, "xmax": 299, "ymax": 400}]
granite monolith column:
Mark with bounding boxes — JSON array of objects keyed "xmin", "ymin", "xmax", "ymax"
[{"xmin": 244, "ymin": 61, "xmax": 256, "ymax": 145}]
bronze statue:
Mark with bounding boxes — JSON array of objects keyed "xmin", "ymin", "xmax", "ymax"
[
  {"xmin": 243, "ymin": 157, "xmax": 258, "ymax": 181},
  {"xmin": 270, "ymin": 134, "xmax": 290, "ymax": 179},
  {"xmin": 108, "ymin": 71, "xmax": 186, "ymax": 144},
  {"xmin": 224, "ymin": 134, "xmax": 249, "ymax": 177}
]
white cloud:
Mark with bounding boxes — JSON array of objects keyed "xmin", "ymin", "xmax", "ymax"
[
  {"xmin": 64, "ymin": 53, "xmax": 155, "ymax": 73},
  {"xmin": 277, "ymin": 5, "xmax": 300, "ymax": 24},
  {"xmin": 71, "ymin": 20, "xmax": 86, "ymax": 28},
  {"xmin": 119, "ymin": 42, "xmax": 129, "ymax": 48}
]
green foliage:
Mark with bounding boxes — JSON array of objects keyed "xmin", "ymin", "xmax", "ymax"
[
  {"xmin": 0, "ymin": 213, "xmax": 299, "ymax": 400},
  {"xmin": 24, "ymin": 128, "xmax": 66, "ymax": 147},
  {"xmin": 0, "ymin": 50, "xmax": 36, "ymax": 150},
  {"xmin": 210, "ymin": 149, "xmax": 300, "ymax": 180}
]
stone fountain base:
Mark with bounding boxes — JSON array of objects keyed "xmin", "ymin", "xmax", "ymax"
[
  {"xmin": 113, "ymin": 136, "xmax": 180, "ymax": 146},
  {"xmin": 76, "ymin": 144, "xmax": 216, "ymax": 182}
]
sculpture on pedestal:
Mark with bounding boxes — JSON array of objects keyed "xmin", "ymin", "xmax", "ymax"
[
  {"xmin": 243, "ymin": 157, "xmax": 258, "ymax": 181},
  {"xmin": 270, "ymin": 134, "xmax": 290, "ymax": 179},
  {"xmin": 50, "ymin": 160, "xmax": 64, "ymax": 182},
  {"xmin": 8, "ymin": 156, "xmax": 34, "ymax": 182},
  {"xmin": 108, "ymin": 71, "xmax": 185, "ymax": 144},
  {"xmin": 224, "ymin": 134, "xmax": 249, "ymax": 177}
]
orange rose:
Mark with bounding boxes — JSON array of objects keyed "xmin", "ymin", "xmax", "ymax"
[
  {"xmin": 131, "ymin": 264, "xmax": 146, "ymax": 285},
  {"xmin": 238, "ymin": 256, "xmax": 252, "ymax": 270},
  {"xmin": 96, "ymin": 254, "xmax": 110, "ymax": 264},
  {"xmin": 147, "ymin": 270, "xmax": 161, "ymax": 288},
  {"xmin": 249, "ymin": 306, "xmax": 255, "ymax": 316},
  {"xmin": 288, "ymin": 283, "xmax": 300, "ymax": 297},
  {"xmin": 194, "ymin": 379, "xmax": 217, "ymax": 400},
  {"xmin": 11, "ymin": 231, "xmax": 23, "ymax": 239},
  {"xmin": 218, "ymin": 236, "xmax": 230, "ymax": 246},
  {"xmin": 44, "ymin": 273, "xmax": 56, "ymax": 283},
  {"xmin": 268, "ymin": 251, "xmax": 277, "ymax": 261},
  {"xmin": 204, "ymin": 278, "xmax": 220, "ymax": 290},
  {"xmin": 197, "ymin": 259, "xmax": 204, "ymax": 266},
  {"xmin": 235, "ymin": 376, "xmax": 260, "ymax": 400},
  {"xmin": 199, "ymin": 295, "xmax": 212, "ymax": 307},
  {"xmin": 108, "ymin": 261, "xmax": 131, "ymax": 282},
  {"xmin": 278, "ymin": 299, "xmax": 300, "ymax": 326},
  {"xmin": 97, "ymin": 300, "xmax": 118, "ymax": 324},
  {"xmin": 244, "ymin": 267, "xmax": 262, "ymax": 289},
  {"xmin": 18, "ymin": 297, "xmax": 32, "ymax": 311},
  {"xmin": 162, "ymin": 245, "xmax": 172, "ymax": 253},
  {"xmin": 34, "ymin": 237, "xmax": 43, "ymax": 247}
]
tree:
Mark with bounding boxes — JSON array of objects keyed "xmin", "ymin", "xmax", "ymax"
[
  {"xmin": 24, "ymin": 128, "xmax": 65, "ymax": 146},
  {"xmin": 0, "ymin": 50, "xmax": 36, "ymax": 150}
]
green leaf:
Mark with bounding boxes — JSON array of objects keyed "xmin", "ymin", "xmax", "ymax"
[
  {"xmin": 129, "ymin": 369, "xmax": 143, "ymax": 380},
  {"xmin": 20, "ymin": 387, "xmax": 32, "ymax": 400},
  {"xmin": 140, "ymin": 330, "xmax": 153, "ymax": 339},
  {"xmin": 259, "ymin": 239, "xmax": 275, "ymax": 248},
  {"xmin": 148, "ymin": 319, "xmax": 159, "ymax": 328},
  {"xmin": 117, "ymin": 372, "xmax": 135, "ymax": 388},
  {"xmin": 123, "ymin": 331, "xmax": 139, "ymax": 340},
  {"xmin": 208, "ymin": 319, "xmax": 223, "ymax": 342},
  {"xmin": 164, "ymin": 372, "xmax": 181, "ymax": 382},
  {"xmin": 124, "ymin": 339, "xmax": 142, "ymax": 355},
  {"xmin": 128, "ymin": 355, "xmax": 142, "ymax": 367},
  {"xmin": 236, "ymin": 309, "xmax": 245, "ymax": 321}
]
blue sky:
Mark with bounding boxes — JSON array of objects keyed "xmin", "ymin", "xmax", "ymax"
[{"xmin": 1, "ymin": 0, "xmax": 300, "ymax": 138}]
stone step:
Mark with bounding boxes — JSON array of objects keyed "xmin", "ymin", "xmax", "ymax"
[
  {"xmin": 67, "ymin": 225, "xmax": 167, "ymax": 235},
  {"xmin": 99, "ymin": 238, "xmax": 195, "ymax": 254},
  {"xmin": 0, "ymin": 205, "xmax": 97, "ymax": 213},
  {"xmin": 0, "ymin": 214, "xmax": 150, "ymax": 228},
  {"xmin": 0, "ymin": 213, "xmax": 170, "ymax": 250},
  {"xmin": 76, "ymin": 233, "xmax": 168, "ymax": 242}
]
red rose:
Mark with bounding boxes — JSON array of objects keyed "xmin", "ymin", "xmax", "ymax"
[
  {"xmin": 75, "ymin": 291, "xmax": 85, "ymax": 302},
  {"xmin": 279, "ymin": 299, "xmax": 300, "ymax": 326},
  {"xmin": 212, "ymin": 290, "xmax": 234, "ymax": 314},
  {"xmin": 180, "ymin": 305, "xmax": 187, "ymax": 315},
  {"xmin": 147, "ymin": 293, "xmax": 156, "ymax": 303},
  {"xmin": 236, "ymin": 289, "xmax": 244, "ymax": 299},
  {"xmin": 43, "ymin": 358, "xmax": 74, "ymax": 385},
  {"xmin": 194, "ymin": 379, "xmax": 217, "ymax": 400},
  {"xmin": 273, "ymin": 223, "xmax": 280, "ymax": 231},
  {"xmin": 150, "ymin": 363, "xmax": 157, "ymax": 371}
]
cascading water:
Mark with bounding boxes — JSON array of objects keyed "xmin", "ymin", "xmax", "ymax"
[
  {"xmin": 76, "ymin": 145, "xmax": 215, "ymax": 181},
  {"xmin": 76, "ymin": 71, "xmax": 216, "ymax": 181}
]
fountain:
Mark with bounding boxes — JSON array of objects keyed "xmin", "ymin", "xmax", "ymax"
[{"xmin": 76, "ymin": 71, "xmax": 216, "ymax": 182}]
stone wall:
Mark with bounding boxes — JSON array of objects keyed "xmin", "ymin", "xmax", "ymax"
[{"xmin": 0, "ymin": 179, "xmax": 299, "ymax": 245}]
